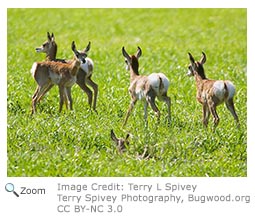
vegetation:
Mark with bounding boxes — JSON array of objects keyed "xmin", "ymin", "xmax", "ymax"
[{"xmin": 7, "ymin": 8, "xmax": 247, "ymax": 176}]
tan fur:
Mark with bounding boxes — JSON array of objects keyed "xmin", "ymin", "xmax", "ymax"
[
  {"xmin": 35, "ymin": 32, "xmax": 98, "ymax": 111},
  {"xmin": 31, "ymin": 41, "xmax": 85, "ymax": 114},
  {"xmin": 110, "ymin": 130, "xmax": 152, "ymax": 160},
  {"xmin": 188, "ymin": 52, "xmax": 239, "ymax": 127},
  {"xmin": 122, "ymin": 46, "xmax": 171, "ymax": 126},
  {"xmin": 110, "ymin": 130, "xmax": 130, "ymax": 153}
]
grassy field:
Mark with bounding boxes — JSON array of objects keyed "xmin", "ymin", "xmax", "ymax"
[{"xmin": 7, "ymin": 8, "xmax": 247, "ymax": 177}]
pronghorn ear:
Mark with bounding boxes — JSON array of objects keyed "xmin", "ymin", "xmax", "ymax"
[
  {"xmin": 84, "ymin": 41, "xmax": 91, "ymax": 53},
  {"xmin": 188, "ymin": 52, "xmax": 195, "ymax": 63},
  {"xmin": 188, "ymin": 52, "xmax": 196, "ymax": 70},
  {"xmin": 200, "ymin": 52, "xmax": 206, "ymax": 65},
  {"xmin": 136, "ymin": 46, "xmax": 142, "ymax": 58},
  {"xmin": 125, "ymin": 134, "xmax": 130, "ymax": 146},
  {"xmin": 51, "ymin": 33, "xmax": 55, "ymax": 42},
  {"xmin": 122, "ymin": 47, "xmax": 131, "ymax": 62},
  {"xmin": 71, "ymin": 41, "xmax": 76, "ymax": 52},
  {"xmin": 125, "ymin": 133, "xmax": 130, "ymax": 141},
  {"xmin": 110, "ymin": 130, "xmax": 118, "ymax": 143},
  {"xmin": 47, "ymin": 32, "xmax": 51, "ymax": 42}
]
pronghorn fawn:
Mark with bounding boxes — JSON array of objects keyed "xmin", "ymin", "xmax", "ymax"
[
  {"xmin": 110, "ymin": 129, "xmax": 150, "ymax": 159},
  {"xmin": 110, "ymin": 129, "xmax": 130, "ymax": 153},
  {"xmin": 35, "ymin": 32, "xmax": 66, "ymax": 63},
  {"xmin": 31, "ymin": 41, "xmax": 86, "ymax": 114},
  {"xmin": 36, "ymin": 32, "xmax": 98, "ymax": 111},
  {"xmin": 122, "ymin": 46, "xmax": 171, "ymax": 126},
  {"xmin": 187, "ymin": 52, "xmax": 239, "ymax": 128}
]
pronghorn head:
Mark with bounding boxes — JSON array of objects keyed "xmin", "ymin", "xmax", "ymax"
[
  {"xmin": 122, "ymin": 46, "xmax": 142, "ymax": 73},
  {"xmin": 35, "ymin": 32, "xmax": 56, "ymax": 54},
  {"xmin": 110, "ymin": 129, "xmax": 130, "ymax": 153},
  {"xmin": 75, "ymin": 41, "xmax": 91, "ymax": 57},
  {"xmin": 71, "ymin": 41, "xmax": 86, "ymax": 64},
  {"xmin": 187, "ymin": 52, "xmax": 207, "ymax": 79}
]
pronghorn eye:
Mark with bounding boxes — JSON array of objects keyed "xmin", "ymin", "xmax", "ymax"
[{"xmin": 125, "ymin": 60, "xmax": 128, "ymax": 64}]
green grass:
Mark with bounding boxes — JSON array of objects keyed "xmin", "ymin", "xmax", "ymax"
[{"xmin": 7, "ymin": 8, "xmax": 247, "ymax": 177}]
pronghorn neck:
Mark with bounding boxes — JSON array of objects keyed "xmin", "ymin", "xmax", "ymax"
[
  {"xmin": 46, "ymin": 42, "xmax": 57, "ymax": 61},
  {"xmin": 194, "ymin": 71, "xmax": 204, "ymax": 82},
  {"xmin": 194, "ymin": 72, "xmax": 205, "ymax": 94},
  {"xmin": 129, "ymin": 67, "xmax": 139, "ymax": 82},
  {"xmin": 195, "ymin": 62, "xmax": 207, "ymax": 79},
  {"xmin": 71, "ymin": 59, "xmax": 81, "ymax": 72},
  {"xmin": 129, "ymin": 55, "xmax": 139, "ymax": 82}
]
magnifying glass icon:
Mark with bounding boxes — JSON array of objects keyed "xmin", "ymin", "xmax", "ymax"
[{"xmin": 5, "ymin": 183, "xmax": 19, "ymax": 197}]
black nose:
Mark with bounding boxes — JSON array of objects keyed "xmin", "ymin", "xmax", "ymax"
[{"xmin": 82, "ymin": 59, "xmax": 86, "ymax": 64}]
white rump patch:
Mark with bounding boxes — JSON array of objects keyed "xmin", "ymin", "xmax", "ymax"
[
  {"xmin": 31, "ymin": 62, "xmax": 38, "ymax": 77},
  {"xmin": 213, "ymin": 81, "xmax": 226, "ymax": 101},
  {"xmin": 225, "ymin": 80, "xmax": 236, "ymax": 99},
  {"xmin": 148, "ymin": 73, "xmax": 170, "ymax": 95},
  {"xmin": 213, "ymin": 80, "xmax": 236, "ymax": 101}
]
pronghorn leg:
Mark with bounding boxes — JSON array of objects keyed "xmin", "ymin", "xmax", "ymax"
[
  {"xmin": 162, "ymin": 94, "xmax": 171, "ymax": 124},
  {"xmin": 32, "ymin": 86, "xmax": 39, "ymax": 100},
  {"xmin": 76, "ymin": 70, "xmax": 93, "ymax": 109},
  {"xmin": 31, "ymin": 87, "xmax": 40, "ymax": 114},
  {"xmin": 225, "ymin": 98, "xmax": 239, "ymax": 126},
  {"xmin": 208, "ymin": 99, "xmax": 219, "ymax": 127},
  {"xmin": 86, "ymin": 76, "xmax": 98, "ymax": 111},
  {"xmin": 202, "ymin": 104, "xmax": 210, "ymax": 127},
  {"xmin": 147, "ymin": 94, "xmax": 160, "ymax": 123},
  {"xmin": 77, "ymin": 81, "xmax": 93, "ymax": 108},
  {"xmin": 123, "ymin": 98, "xmax": 137, "ymax": 127},
  {"xmin": 63, "ymin": 88, "xmax": 69, "ymax": 110},
  {"xmin": 31, "ymin": 83, "xmax": 52, "ymax": 114},
  {"xmin": 58, "ymin": 85, "xmax": 65, "ymax": 113},
  {"xmin": 65, "ymin": 87, "xmax": 73, "ymax": 110},
  {"xmin": 36, "ymin": 83, "xmax": 54, "ymax": 102},
  {"xmin": 143, "ymin": 101, "xmax": 148, "ymax": 125}
]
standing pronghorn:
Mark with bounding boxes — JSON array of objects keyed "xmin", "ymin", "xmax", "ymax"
[
  {"xmin": 35, "ymin": 32, "xmax": 98, "ymax": 111},
  {"xmin": 187, "ymin": 52, "xmax": 239, "ymax": 127},
  {"xmin": 31, "ymin": 41, "xmax": 86, "ymax": 114},
  {"xmin": 122, "ymin": 46, "xmax": 171, "ymax": 126}
]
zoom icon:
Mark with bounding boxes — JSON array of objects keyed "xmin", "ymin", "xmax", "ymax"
[{"xmin": 5, "ymin": 183, "xmax": 19, "ymax": 197}]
